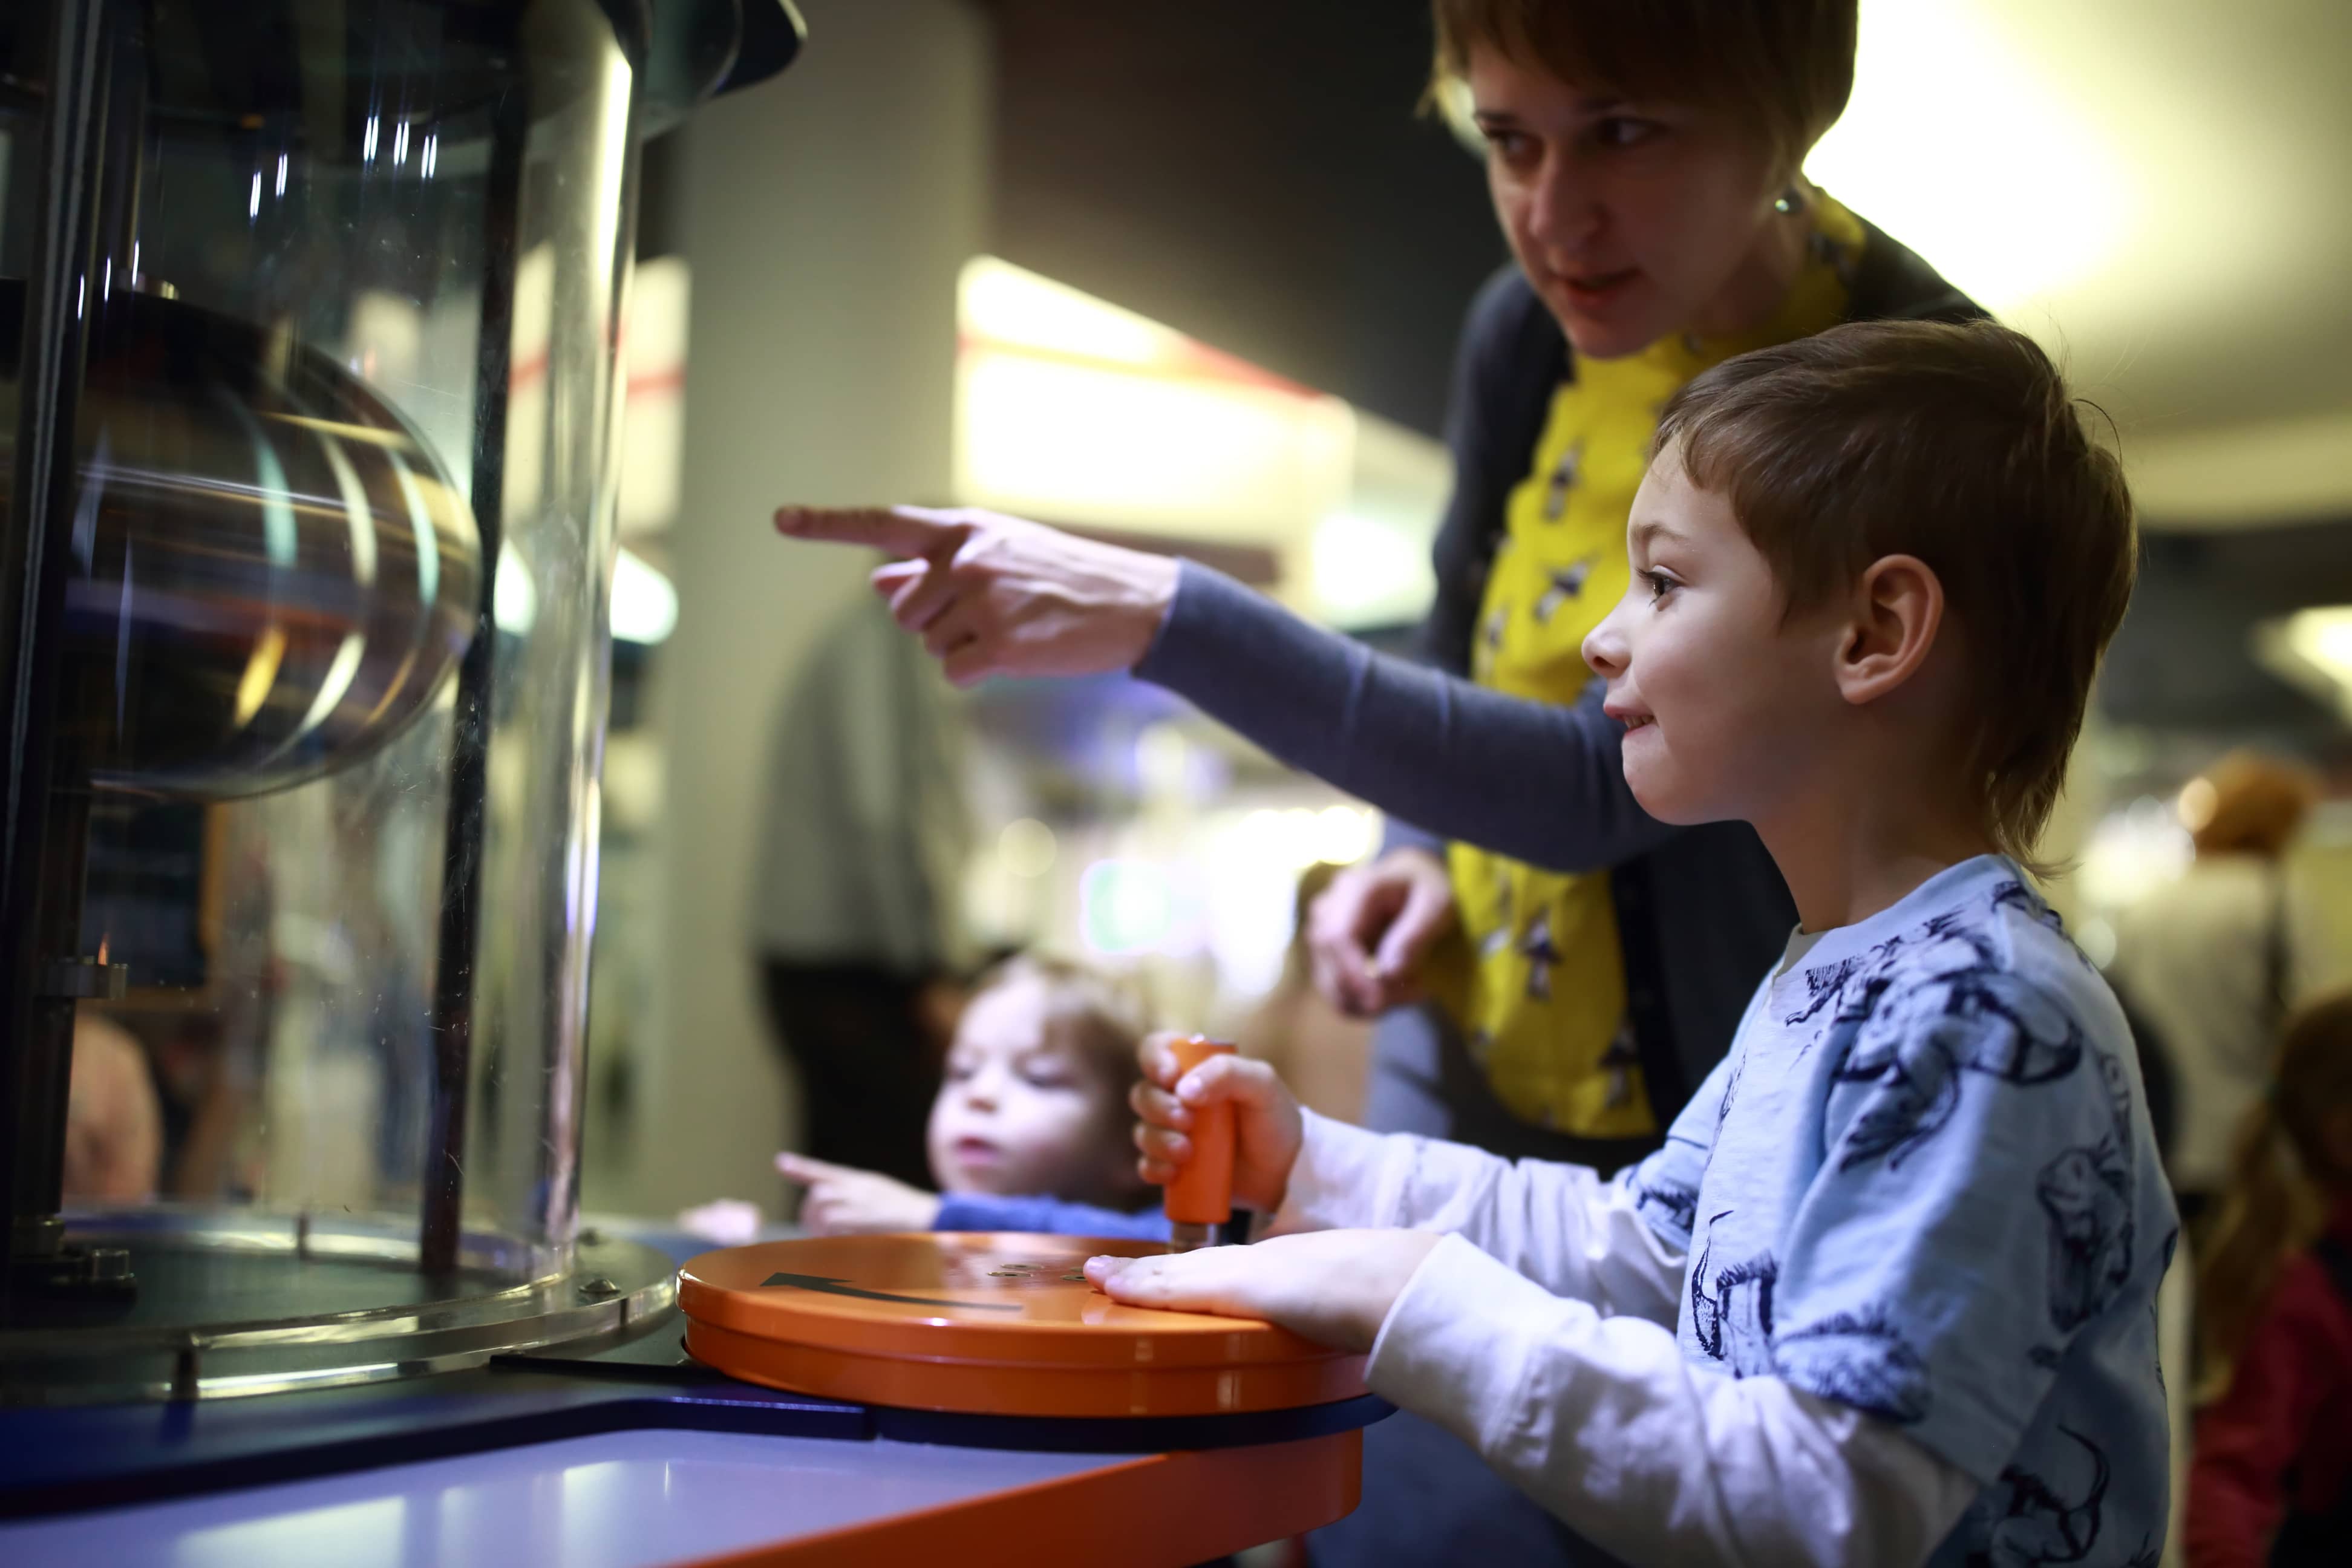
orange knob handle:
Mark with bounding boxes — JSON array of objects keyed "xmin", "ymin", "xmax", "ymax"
[{"xmin": 1163, "ymin": 1036, "xmax": 1236, "ymax": 1227}]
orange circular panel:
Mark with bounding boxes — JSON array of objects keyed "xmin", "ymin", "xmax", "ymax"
[{"xmin": 678, "ymin": 1233, "xmax": 1369, "ymax": 1417}]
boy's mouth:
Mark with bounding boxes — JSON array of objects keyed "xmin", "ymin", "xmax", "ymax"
[{"xmin": 1603, "ymin": 699, "xmax": 1653, "ymax": 732}]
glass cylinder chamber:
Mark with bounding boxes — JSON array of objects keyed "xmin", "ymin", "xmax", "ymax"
[{"xmin": 0, "ymin": 0, "xmax": 795, "ymax": 1402}]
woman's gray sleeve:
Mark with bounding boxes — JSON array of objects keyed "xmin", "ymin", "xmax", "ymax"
[{"xmin": 1132, "ymin": 562, "xmax": 1677, "ymax": 875}]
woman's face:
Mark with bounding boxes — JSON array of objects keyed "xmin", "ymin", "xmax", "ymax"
[{"xmin": 1469, "ymin": 45, "xmax": 1788, "ymax": 360}]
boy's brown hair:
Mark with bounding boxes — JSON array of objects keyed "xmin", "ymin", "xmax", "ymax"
[
  {"xmin": 1429, "ymin": 1, "xmax": 1859, "ymax": 178},
  {"xmin": 1653, "ymin": 318, "xmax": 2138, "ymax": 869}
]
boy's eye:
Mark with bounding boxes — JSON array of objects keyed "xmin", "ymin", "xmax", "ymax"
[{"xmin": 1643, "ymin": 569, "xmax": 1679, "ymax": 602}]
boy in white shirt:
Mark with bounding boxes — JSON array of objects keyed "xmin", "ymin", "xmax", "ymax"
[{"xmin": 1088, "ymin": 319, "xmax": 2171, "ymax": 1566}]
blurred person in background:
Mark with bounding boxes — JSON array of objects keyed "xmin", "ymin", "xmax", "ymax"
[
  {"xmin": 776, "ymin": 954, "xmax": 1163, "ymax": 1238},
  {"xmin": 753, "ymin": 587, "xmax": 975, "ymax": 1192},
  {"xmin": 2111, "ymin": 751, "xmax": 2323, "ymax": 1229},
  {"xmin": 2187, "ymin": 992, "xmax": 2352, "ymax": 1564},
  {"xmin": 61, "ymin": 1011, "xmax": 162, "ymax": 1204},
  {"xmin": 778, "ymin": 2, "xmax": 1976, "ymax": 1558},
  {"xmin": 1240, "ymin": 861, "xmax": 1374, "ymax": 1126}
]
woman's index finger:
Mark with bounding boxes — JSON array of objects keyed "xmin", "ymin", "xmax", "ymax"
[{"xmin": 773, "ymin": 504, "xmax": 957, "ymax": 558}]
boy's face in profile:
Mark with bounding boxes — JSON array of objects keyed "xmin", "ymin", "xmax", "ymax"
[
  {"xmin": 926, "ymin": 974, "xmax": 1134, "ymax": 1203},
  {"xmin": 1582, "ymin": 455, "xmax": 1846, "ymax": 828}
]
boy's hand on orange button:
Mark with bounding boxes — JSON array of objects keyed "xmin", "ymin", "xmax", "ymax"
[
  {"xmin": 1084, "ymin": 1229, "xmax": 1442, "ymax": 1354},
  {"xmin": 1132, "ymin": 1032, "xmax": 1302, "ymax": 1214},
  {"xmin": 776, "ymin": 1152, "xmax": 942, "ymax": 1236}
]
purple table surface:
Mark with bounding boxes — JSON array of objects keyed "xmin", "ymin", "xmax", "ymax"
[{"xmin": 0, "ymin": 1427, "xmax": 1138, "ymax": 1567}]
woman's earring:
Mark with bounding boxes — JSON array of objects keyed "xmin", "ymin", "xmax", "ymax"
[{"xmin": 1774, "ymin": 186, "xmax": 1806, "ymax": 215}]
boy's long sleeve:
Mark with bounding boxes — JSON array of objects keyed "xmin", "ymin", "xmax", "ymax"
[
  {"xmin": 1371, "ymin": 1233, "xmax": 1979, "ymax": 1567},
  {"xmin": 1273, "ymin": 1111, "xmax": 1684, "ymax": 1327}
]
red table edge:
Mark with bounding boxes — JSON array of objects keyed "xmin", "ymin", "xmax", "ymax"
[{"xmin": 672, "ymin": 1428, "xmax": 1364, "ymax": 1568}]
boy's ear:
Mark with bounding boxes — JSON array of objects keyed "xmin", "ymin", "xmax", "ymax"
[{"xmin": 1834, "ymin": 554, "xmax": 1944, "ymax": 707}]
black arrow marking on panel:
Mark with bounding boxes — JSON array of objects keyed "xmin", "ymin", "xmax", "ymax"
[{"xmin": 759, "ymin": 1272, "xmax": 1024, "ymax": 1312}]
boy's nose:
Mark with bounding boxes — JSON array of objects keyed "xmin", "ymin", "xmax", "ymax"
[{"xmin": 1583, "ymin": 604, "xmax": 1629, "ymax": 680}]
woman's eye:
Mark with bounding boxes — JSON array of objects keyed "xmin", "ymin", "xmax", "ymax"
[
  {"xmin": 1484, "ymin": 129, "xmax": 1534, "ymax": 163},
  {"xmin": 1593, "ymin": 117, "xmax": 1657, "ymax": 150}
]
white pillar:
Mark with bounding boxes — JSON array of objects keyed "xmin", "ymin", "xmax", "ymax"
[{"xmin": 630, "ymin": 0, "xmax": 990, "ymax": 1215}]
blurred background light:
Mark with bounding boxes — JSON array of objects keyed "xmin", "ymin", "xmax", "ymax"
[
  {"xmin": 953, "ymin": 254, "xmax": 1449, "ymax": 611},
  {"xmin": 997, "ymin": 817, "xmax": 1057, "ymax": 878},
  {"xmin": 1808, "ymin": 0, "xmax": 2137, "ymax": 315},
  {"xmin": 962, "ymin": 255, "xmax": 1165, "ymax": 367},
  {"xmin": 2253, "ymin": 605, "xmax": 2352, "ymax": 722},
  {"xmin": 2077, "ymin": 795, "xmax": 2195, "ymax": 913},
  {"xmin": 495, "ymin": 546, "xmax": 676, "ymax": 645},
  {"xmin": 1079, "ymin": 858, "xmax": 1178, "ymax": 956},
  {"xmin": 612, "ymin": 547, "xmax": 679, "ymax": 645},
  {"xmin": 494, "ymin": 549, "xmax": 536, "ymax": 635},
  {"xmin": 1312, "ymin": 805, "xmax": 1376, "ymax": 866},
  {"xmin": 1312, "ymin": 511, "xmax": 1439, "ymax": 630}
]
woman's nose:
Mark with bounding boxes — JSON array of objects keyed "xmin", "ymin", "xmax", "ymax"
[{"xmin": 1526, "ymin": 153, "xmax": 1601, "ymax": 256}]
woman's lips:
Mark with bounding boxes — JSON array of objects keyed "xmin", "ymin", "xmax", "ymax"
[{"xmin": 1558, "ymin": 267, "xmax": 1641, "ymax": 312}]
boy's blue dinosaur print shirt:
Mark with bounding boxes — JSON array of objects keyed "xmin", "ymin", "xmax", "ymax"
[{"xmin": 1626, "ymin": 855, "xmax": 2175, "ymax": 1566}]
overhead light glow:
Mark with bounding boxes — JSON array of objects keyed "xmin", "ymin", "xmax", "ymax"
[
  {"xmin": 2283, "ymin": 605, "xmax": 2352, "ymax": 682},
  {"xmin": 2252, "ymin": 604, "xmax": 2352, "ymax": 721},
  {"xmin": 961, "ymin": 256, "xmax": 1165, "ymax": 367},
  {"xmin": 1805, "ymin": 0, "xmax": 2137, "ymax": 313},
  {"xmin": 958, "ymin": 351, "xmax": 1341, "ymax": 537}
]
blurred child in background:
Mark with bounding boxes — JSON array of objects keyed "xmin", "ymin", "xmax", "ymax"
[
  {"xmin": 777, "ymin": 953, "xmax": 1166, "ymax": 1240},
  {"xmin": 2187, "ymin": 991, "xmax": 2352, "ymax": 1564}
]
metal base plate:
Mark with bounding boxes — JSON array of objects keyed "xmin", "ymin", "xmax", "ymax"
[{"xmin": 1, "ymin": 1208, "xmax": 675, "ymax": 1405}]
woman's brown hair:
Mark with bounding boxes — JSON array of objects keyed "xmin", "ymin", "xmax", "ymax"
[
  {"xmin": 1428, "ymin": 0, "xmax": 1860, "ymax": 178},
  {"xmin": 2195, "ymin": 991, "xmax": 2352, "ymax": 1387}
]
